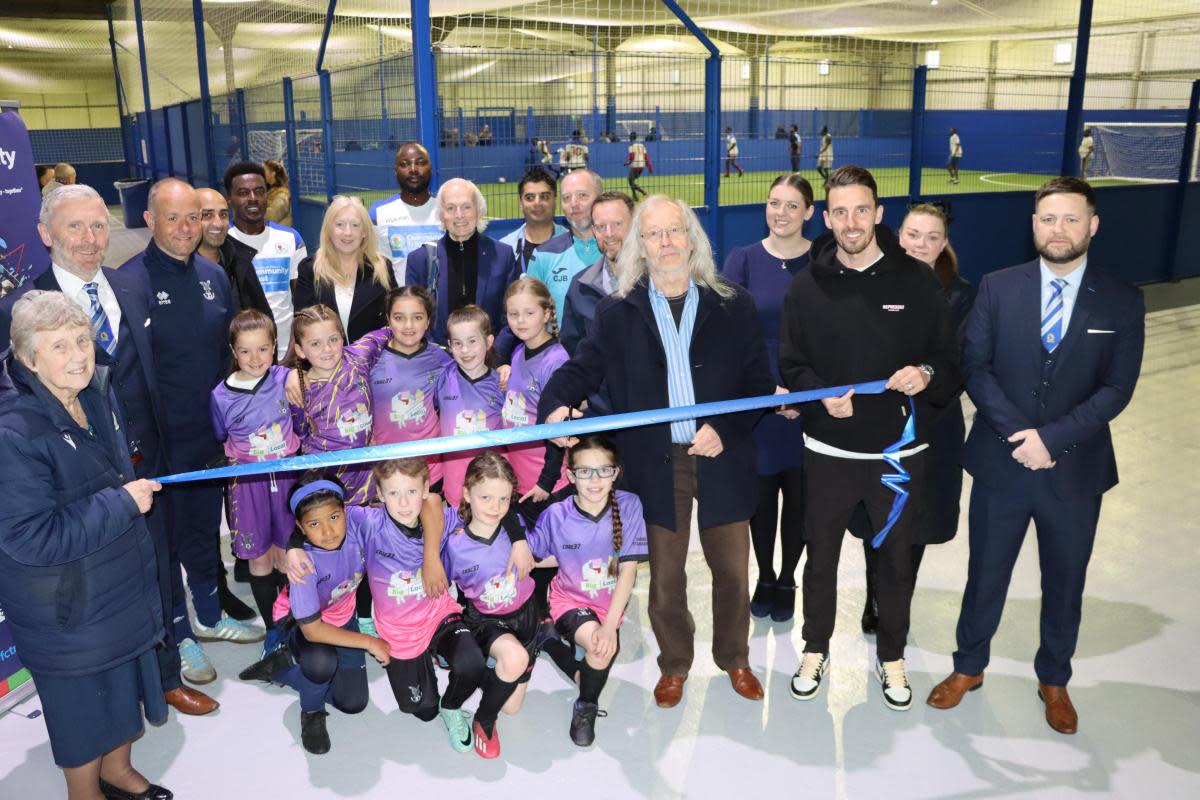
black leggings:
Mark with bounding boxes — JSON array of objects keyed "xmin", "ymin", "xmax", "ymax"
[
  {"xmin": 750, "ymin": 468, "xmax": 805, "ymax": 586},
  {"xmin": 385, "ymin": 620, "xmax": 487, "ymax": 721}
]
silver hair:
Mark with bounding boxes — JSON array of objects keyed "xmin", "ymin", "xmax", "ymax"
[
  {"xmin": 38, "ymin": 183, "xmax": 105, "ymax": 227},
  {"xmin": 146, "ymin": 177, "xmax": 194, "ymax": 217},
  {"xmin": 10, "ymin": 290, "xmax": 93, "ymax": 366},
  {"xmin": 615, "ymin": 195, "xmax": 733, "ymax": 299},
  {"xmin": 562, "ymin": 168, "xmax": 603, "ymax": 196},
  {"xmin": 435, "ymin": 178, "xmax": 489, "ymax": 233}
]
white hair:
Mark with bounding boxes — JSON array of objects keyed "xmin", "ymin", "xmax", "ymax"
[
  {"xmin": 10, "ymin": 290, "xmax": 93, "ymax": 366},
  {"xmin": 615, "ymin": 195, "xmax": 732, "ymax": 299},
  {"xmin": 39, "ymin": 183, "xmax": 104, "ymax": 227},
  {"xmin": 435, "ymin": 178, "xmax": 489, "ymax": 233}
]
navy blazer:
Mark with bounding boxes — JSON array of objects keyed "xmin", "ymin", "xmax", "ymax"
[
  {"xmin": 404, "ymin": 233, "xmax": 519, "ymax": 356},
  {"xmin": 961, "ymin": 259, "xmax": 1144, "ymax": 499},
  {"xmin": 294, "ymin": 254, "xmax": 393, "ymax": 343},
  {"xmin": 0, "ymin": 267, "xmax": 169, "ymax": 462},
  {"xmin": 538, "ymin": 279, "xmax": 776, "ymax": 531}
]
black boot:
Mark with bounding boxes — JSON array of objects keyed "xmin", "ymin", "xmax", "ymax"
[
  {"xmin": 218, "ymin": 567, "xmax": 257, "ymax": 621},
  {"xmin": 569, "ymin": 700, "xmax": 606, "ymax": 747},
  {"xmin": 750, "ymin": 579, "xmax": 775, "ymax": 619},
  {"xmin": 771, "ymin": 583, "xmax": 796, "ymax": 623},
  {"xmin": 238, "ymin": 644, "xmax": 295, "ymax": 684},
  {"xmin": 300, "ymin": 710, "xmax": 331, "ymax": 754}
]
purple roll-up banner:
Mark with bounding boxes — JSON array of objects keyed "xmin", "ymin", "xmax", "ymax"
[{"xmin": 0, "ymin": 106, "xmax": 51, "ymax": 299}]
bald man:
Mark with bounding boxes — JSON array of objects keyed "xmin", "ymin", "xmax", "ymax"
[
  {"xmin": 121, "ymin": 179, "xmax": 263, "ymax": 683},
  {"xmin": 195, "ymin": 187, "xmax": 271, "ymax": 318},
  {"xmin": 369, "ymin": 141, "xmax": 441, "ymax": 276}
]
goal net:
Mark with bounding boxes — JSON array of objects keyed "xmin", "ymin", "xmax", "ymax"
[
  {"xmin": 616, "ymin": 119, "xmax": 657, "ymax": 139},
  {"xmin": 1085, "ymin": 122, "xmax": 1198, "ymax": 183}
]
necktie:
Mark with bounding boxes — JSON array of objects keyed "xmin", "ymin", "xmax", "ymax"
[
  {"xmin": 84, "ymin": 282, "xmax": 117, "ymax": 356},
  {"xmin": 1040, "ymin": 278, "xmax": 1068, "ymax": 352}
]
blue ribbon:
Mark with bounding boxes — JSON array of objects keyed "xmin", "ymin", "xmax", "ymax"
[{"xmin": 155, "ymin": 379, "xmax": 918, "ymax": 546}]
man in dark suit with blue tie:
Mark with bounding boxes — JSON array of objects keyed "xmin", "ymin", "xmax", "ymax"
[
  {"xmin": 0, "ymin": 184, "xmax": 219, "ymax": 715},
  {"xmin": 927, "ymin": 177, "xmax": 1145, "ymax": 734}
]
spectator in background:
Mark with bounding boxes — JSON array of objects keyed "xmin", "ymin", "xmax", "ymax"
[
  {"xmin": 724, "ymin": 127, "xmax": 744, "ymax": 178},
  {"xmin": 36, "ymin": 164, "xmax": 54, "ymax": 189},
  {"xmin": 775, "ymin": 124, "xmax": 788, "ymax": 139},
  {"xmin": 947, "ymin": 128, "xmax": 963, "ymax": 184},
  {"xmin": 527, "ymin": 169, "xmax": 603, "ymax": 321},
  {"xmin": 466, "ymin": 133, "xmax": 479, "ymax": 147},
  {"xmin": 625, "ymin": 132, "xmax": 652, "ymax": 200},
  {"xmin": 42, "ymin": 162, "xmax": 76, "ymax": 196},
  {"xmin": 560, "ymin": 191, "xmax": 633, "ymax": 357},
  {"xmin": 646, "ymin": 124, "xmax": 657, "ymax": 142},
  {"xmin": 263, "ymin": 159, "xmax": 293, "ymax": 227},
  {"xmin": 226, "ymin": 160, "xmax": 307, "ymax": 359},
  {"xmin": 295, "ymin": 195, "xmax": 394, "ymax": 343},
  {"xmin": 478, "ymin": 124, "xmax": 493, "ymax": 147},
  {"xmin": 565, "ymin": 141, "xmax": 590, "ymax": 173},
  {"xmin": 816, "ymin": 126, "xmax": 834, "ymax": 183},
  {"xmin": 1078, "ymin": 128, "xmax": 1094, "ymax": 178},
  {"xmin": 225, "ymin": 135, "xmax": 241, "ymax": 159},
  {"xmin": 499, "ymin": 166, "xmax": 567, "ymax": 274},
  {"xmin": 195, "ymin": 187, "xmax": 272, "ymax": 318},
  {"xmin": 369, "ymin": 141, "xmax": 440, "ymax": 276},
  {"xmin": 789, "ymin": 124, "xmax": 803, "ymax": 173}
]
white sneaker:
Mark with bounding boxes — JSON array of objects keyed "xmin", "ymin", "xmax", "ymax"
[
  {"xmin": 876, "ymin": 658, "xmax": 912, "ymax": 711},
  {"xmin": 179, "ymin": 638, "xmax": 216, "ymax": 684},
  {"xmin": 193, "ymin": 615, "xmax": 265, "ymax": 644},
  {"xmin": 790, "ymin": 652, "xmax": 829, "ymax": 700}
]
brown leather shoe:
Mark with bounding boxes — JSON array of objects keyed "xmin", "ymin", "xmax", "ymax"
[
  {"xmin": 1038, "ymin": 684, "xmax": 1078, "ymax": 734},
  {"xmin": 165, "ymin": 686, "xmax": 220, "ymax": 716},
  {"xmin": 727, "ymin": 668, "xmax": 764, "ymax": 701},
  {"xmin": 926, "ymin": 672, "xmax": 984, "ymax": 709},
  {"xmin": 653, "ymin": 674, "xmax": 686, "ymax": 708}
]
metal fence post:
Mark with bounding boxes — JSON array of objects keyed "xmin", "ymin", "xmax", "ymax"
[
  {"xmin": 236, "ymin": 89, "xmax": 249, "ymax": 160},
  {"xmin": 1168, "ymin": 80, "xmax": 1200, "ymax": 281},
  {"xmin": 1060, "ymin": 0, "xmax": 1094, "ymax": 177},
  {"xmin": 908, "ymin": 66, "xmax": 927, "ymax": 200},
  {"xmin": 133, "ymin": 0, "xmax": 155, "ymax": 179},
  {"xmin": 106, "ymin": 5, "xmax": 135, "ymax": 177},
  {"xmin": 319, "ymin": 70, "xmax": 337, "ymax": 203},
  {"xmin": 411, "ymin": 0, "xmax": 442, "ymax": 190},
  {"xmin": 283, "ymin": 77, "xmax": 301, "ymax": 225},
  {"xmin": 191, "ymin": 0, "xmax": 217, "ymax": 187}
]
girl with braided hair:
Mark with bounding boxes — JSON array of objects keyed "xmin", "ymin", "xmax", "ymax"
[{"xmin": 526, "ymin": 434, "xmax": 649, "ymax": 747}]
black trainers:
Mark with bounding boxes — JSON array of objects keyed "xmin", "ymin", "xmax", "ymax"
[
  {"xmin": 300, "ymin": 710, "xmax": 331, "ymax": 754},
  {"xmin": 569, "ymin": 700, "xmax": 606, "ymax": 746},
  {"xmin": 238, "ymin": 645, "xmax": 295, "ymax": 683}
]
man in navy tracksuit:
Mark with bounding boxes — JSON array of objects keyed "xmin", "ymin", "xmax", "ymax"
[{"xmin": 121, "ymin": 179, "xmax": 263, "ymax": 678}]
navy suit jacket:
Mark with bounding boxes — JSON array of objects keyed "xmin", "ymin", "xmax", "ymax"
[
  {"xmin": 404, "ymin": 233, "xmax": 519, "ymax": 357},
  {"xmin": 960, "ymin": 259, "xmax": 1144, "ymax": 499},
  {"xmin": 0, "ymin": 269, "xmax": 169, "ymax": 464}
]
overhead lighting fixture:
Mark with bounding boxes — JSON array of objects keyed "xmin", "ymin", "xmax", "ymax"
[
  {"xmin": 931, "ymin": 0, "xmax": 939, "ymax": 6},
  {"xmin": 741, "ymin": 62, "xmax": 750, "ymax": 81},
  {"xmin": 1053, "ymin": 42, "xmax": 1073, "ymax": 64},
  {"xmin": 671, "ymin": 68, "xmax": 680, "ymax": 84},
  {"xmin": 926, "ymin": 49, "xmax": 941, "ymax": 69},
  {"xmin": 818, "ymin": 60, "xmax": 830, "ymax": 76}
]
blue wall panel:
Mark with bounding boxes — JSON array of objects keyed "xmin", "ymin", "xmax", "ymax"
[
  {"xmin": 150, "ymin": 107, "xmax": 170, "ymax": 178},
  {"xmin": 185, "ymin": 101, "xmax": 211, "ymax": 187},
  {"xmin": 166, "ymin": 105, "xmax": 189, "ymax": 182},
  {"xmin": 1174, "ymin": 183, "xmax": 1200, "ymax": 279}
]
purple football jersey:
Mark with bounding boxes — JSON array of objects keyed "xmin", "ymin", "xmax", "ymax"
[
  {"xmin": 357, "ymin": 505, "xmax": 462, "ymax": 659},
  {"xmin": 527, "ymin": 490, "xmax": 649, "ymax": 624},
  {"xmin": 502, "ymin": 340, "xmax": 570, "ymax": 494},
  {"xmin": 211, "ymin": 365, "xmax": 300, "ymax": 462},
  {"xmin": 369, "ymin": 341, "xmax": 452, "ymax": 486},
  {"xmin": 441, "ymin": 514, "xmax": 535, "ymax": 616},
  {"xmin": 435, "ymin": 364, "xmax": 504, "ymax": 506},
  {"xmin": 275, "ymin": 505, "xmax": 371, "ymax": 627}
]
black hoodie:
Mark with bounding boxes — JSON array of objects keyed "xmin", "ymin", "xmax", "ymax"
[{"xmin": 779, "ymin": 224, "xmax": 961, "ymax": 452}]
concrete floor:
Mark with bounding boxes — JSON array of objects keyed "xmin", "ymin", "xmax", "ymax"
[{"xmin": 1, "ymin": 276, "xmax": 1197, "ymax": 798}]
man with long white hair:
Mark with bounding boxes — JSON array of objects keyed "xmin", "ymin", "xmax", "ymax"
[{"xmin": 540, "ymin": 194, "xmax": 778, "ymax": 709}]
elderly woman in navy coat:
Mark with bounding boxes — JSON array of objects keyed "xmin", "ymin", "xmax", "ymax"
[
  {"xmin": 0, "ymin": 291, "xmax": 171, "ymax": 800},
  {"xmin": 403, "ymin": 177, "xmax": 520, "ymax": 355},
  {"xmin": 539, "ymin": 195, "xmax": 779, "ymax": 709}
]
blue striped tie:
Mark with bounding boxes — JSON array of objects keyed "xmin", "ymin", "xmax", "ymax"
[
  {"xmin": 1040, "ymin": 278, "xmax": 1068, "ymax": 352},
  {"xmin": 84, "ymin": 282, "xmax": 117, "ymax": 356}
]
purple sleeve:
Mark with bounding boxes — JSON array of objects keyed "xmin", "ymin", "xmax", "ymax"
[
  {"xmin": 525, "ymin": 505, "xmax": 555, "ymax": 560},
  {"xmin": 288, "ymin": 564, "xmax": 323, "ymax": 623},
  {"xmin": 616, "ymin": 492, "xmax": 649, "ymax": 562},
  {"xmin": 344, "ymin": 327, "xmax": 392, "ymax": 370}
]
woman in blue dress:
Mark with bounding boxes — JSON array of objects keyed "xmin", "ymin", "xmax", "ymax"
[{"xmin": 721, "ymin": 174, "xmax": 814, "ymax": 622}]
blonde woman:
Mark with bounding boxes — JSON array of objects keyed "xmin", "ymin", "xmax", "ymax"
[
  {"xmin": 263, "ymin": 159, "xmax": 292, "ymax": 227},
  {"xmin": 294, "ymin": 195, "xmax": 394, "ymax": 341}
]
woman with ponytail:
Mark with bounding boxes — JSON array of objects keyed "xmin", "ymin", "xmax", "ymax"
[{"xmin": 526, "ymin": 435, "xmax": 648, "ymax": 747}]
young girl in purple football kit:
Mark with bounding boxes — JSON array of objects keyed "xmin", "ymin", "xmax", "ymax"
[
  {"xmin": 500, "ymin": 277, "xmax": 570, "ymax": 502},
  {"xmin": 440, "ymin": 452, "xmax": 540, "ymax": 760},
  {"xmin": 262, "ymin": 474, "xmax": 390, "ymax": 755},
  {"xmin": 369, "ymin": 287, "xmax": 453, "ymax": 488},
  {"xmin": 528, "ymin": 435, "xmax": 648, "ymax": 746},
  {"xmin": 436, "ymin": 305, "xmax": 504, "ymax": 508},
  {"xmin": 211, "ymin": 310, "xmax": 300, "ymax": 654}
]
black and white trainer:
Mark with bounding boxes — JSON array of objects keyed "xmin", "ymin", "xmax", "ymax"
[
  {"xmin": 789, "ymin": 652, "xmax": 830, "ymax": 700},
  {"xmin": 876, "ymin": 658, "xmax": 912, "ymax": 711}
]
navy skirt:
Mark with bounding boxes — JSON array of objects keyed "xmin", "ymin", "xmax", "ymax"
[{"xmin": 32, "ymin": 648, "xmax": 167, "ymax": 768}]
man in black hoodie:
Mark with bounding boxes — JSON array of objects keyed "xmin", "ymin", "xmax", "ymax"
[{"xmin": 779, "ymin": 165, "xmax": 961, "ymax": 711}]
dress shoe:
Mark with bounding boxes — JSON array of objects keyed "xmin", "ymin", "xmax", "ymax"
[
  {"xmin": 750, "ymin": 579, "xmax": 775, "ymax": 618},
  {"xmin": 727, "ymin": 668, "xmax": 764, "ymax": 701},
  {"xmin": 653, "ymin": 674, "xmax": 686, "ymax": 708},
  {"xmin": 926, "ymin": 672, "xmax": 984, "ymax": 709},
  {"xmin": 99, "ymin": 777, "xmax": 173, "ymax": 800},
  {"xmin": 1038, "ymin": 684, "xmax": 1078, "ymax": 735},
  {"xmin": 771, "ymin": 583, "xmax": 796, "ymax": 623},
  {"xmin": 164, "ymin": 686, "xmax": 219, "ymax": 716}
]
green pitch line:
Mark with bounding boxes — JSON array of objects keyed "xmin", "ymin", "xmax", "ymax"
[{"xmin": 314, "ymin": 168, "xmax": 1141, "ymax": 220}]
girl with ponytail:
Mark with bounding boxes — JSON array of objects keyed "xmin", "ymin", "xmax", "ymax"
[{"xmin": 525, "ymin": 434, "xmax": 648, "ymax": 747}]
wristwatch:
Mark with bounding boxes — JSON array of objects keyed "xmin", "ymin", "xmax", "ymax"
[{"xmin": 917, "ymin": 363, "xmax": 935, "ymax": 381}]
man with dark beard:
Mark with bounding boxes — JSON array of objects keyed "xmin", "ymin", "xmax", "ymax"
[
  {"xmin": 927, "ymin": 177, "xmax": 1144, "ymax": 735},
  {"xmin": 779, "ymin": 165, "xmax": 961, "ymax": 712}
]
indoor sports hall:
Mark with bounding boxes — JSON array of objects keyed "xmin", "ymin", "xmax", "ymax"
[{"xmin": 0, "ymin": 1, "xmax": 1197, "ymax": 798}]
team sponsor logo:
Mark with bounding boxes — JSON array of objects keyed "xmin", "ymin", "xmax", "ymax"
[
  {"xmin": 387, "ymin": 569, "xmax": 425, "ymax": 603},
  {"xmin": 453, "ymin": 408, "xmax": 488, "ymax": 435},
  {"xmin": 501, "ymin": 390, "xmax": 528, "ymax": 427},
  {"xmin": 156, "ymin": 290, "xmax": 171, "ymax": 305},
  {"xmin": 580, "ymin": 558, "xmax": 615, "ymax": 597},
  {"xmin": 390, "ymin": 389, "xmax": 428, "ymax": 426},
  {"xmin": 479, "ymin": 570, "xmax": 517, "ymax": 610},
  {"xmin": 881, "ymin": 304, "xmax": 905, "ymax": 312}
]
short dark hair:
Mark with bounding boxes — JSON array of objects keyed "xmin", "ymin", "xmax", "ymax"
[
  {"xmin": 770, "ymin": 173, "xmax": 814, "ymax": 208},
  {"xmin": 223, "ymin": 160, "xmax": 266, "ymax": 194},
  {"xmin": 1035, "ymin": 176, "xmax": 1096, "ymax": 213},
  {"xmin": 518, "ymin": 166, "xmax": 558, "ymax": 196},
  {"xmin": 592, "ymin": 191, "xmax": 634, "ymax": 214},
  {"xmin": 824, "ymin": 164, "xmax": 878, "ymax": 203}
]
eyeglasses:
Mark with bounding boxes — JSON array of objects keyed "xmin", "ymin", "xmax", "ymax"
[
  {"xmin": 569, "ymin": 465, "xmax": 617, "ymax": 480},
  {"xmin": 640, "ymin": 226, "xmax": 684, "ymax": 242}
]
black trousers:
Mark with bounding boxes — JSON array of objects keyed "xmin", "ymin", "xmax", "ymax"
[{"xmin": 801, "ymin": 449, "xmax": 925, "ymax": 662}]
